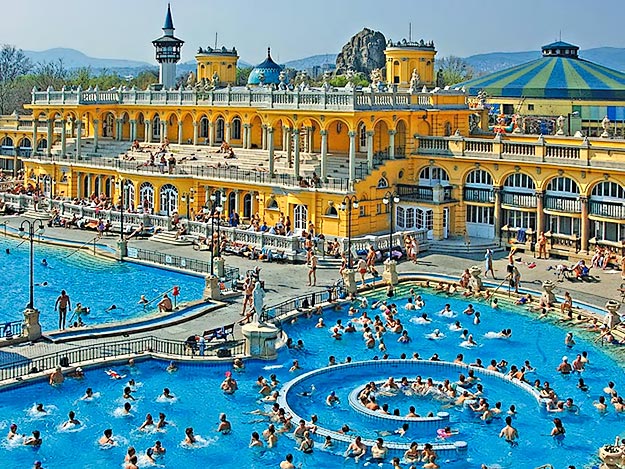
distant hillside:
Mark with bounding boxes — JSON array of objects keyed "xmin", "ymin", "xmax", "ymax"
[
  {"xmin": 465, "ymin": 46, "xmax": 625, "ymax": 75},
  {"xmin": 284, "ymin": 54, "xmax": 336, "ymax": 70},
  {"xmin": 24, "ymin": 47, "xmax": 152, "ymax": 71}
]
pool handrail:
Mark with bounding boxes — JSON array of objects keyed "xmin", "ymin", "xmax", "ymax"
[{"xmin": 0, "ymin": 335, "xmax": 246, "ymax": 382}]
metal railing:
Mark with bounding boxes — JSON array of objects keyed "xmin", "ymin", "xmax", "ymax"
[
  {"xmin": 501, "ymin": 191, "xmax": 537, "ymax": 208},
  {"xmin": 0, "ymin": 335, "xmax": 246, "ymax": 382},
  {"xmin": 126, "ymin": 247, "xmax": 239, "ymax": 282},
  {"xmin": 590, "ymin": 200, "xmax": 625, "ymax": 219},
  {"xmin": 544, "ymin": 196, "xmax": 582, "ymax": 213},
  {"xmin": 261, "ymin": 289, "xmax": 337, "ymax": 324},
  {"xmin": 396, "ymin": 184, "xmax": 453, "ymax": 202},
  {"xmin": 0, "ymin": 320, "xmax": 24, "ymax": 339},
  {"xmin": 463, "ymin": 187, "xmax": 494, "ymax": 203}
]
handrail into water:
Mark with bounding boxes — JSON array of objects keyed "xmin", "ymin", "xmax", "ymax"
[
  {"xmin": 62, "ymin": 236, "xmax": 99, "ymax": 259},
  {"xmin": 490, "ymin": 273, "xmax": 513, "ymax": 298}
]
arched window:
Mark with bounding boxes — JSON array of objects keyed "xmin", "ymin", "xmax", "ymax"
[
  {"xmin": 325, "ymin": 205, "xmax": 338, "ymax": 217},
  {"xmin": 104, "ymin": 177, "xmax": 113, "ymax": 198},
  {"xmin": 93, "ymin": 176, "xmax": 101, "ymax": 196},
  {"xmin": 19, "ymin": 138, "xmax": 31, "ymax": 149},
  {"xmin": 37, "ymin": 139, "xmax": 47, "ymax": 151},
  {"xmin": 358, "ymin": 123, "xmax": 367, "ymax": 152},
  {"xmin": 1, "ymin": 136, "xmax": 13, "ymax": 147},
  {"xmin": 152, "ymin": 115, "xmax": 161, "ymax": 139},
  {"xmin": 503, "ymin": 173, "xmax": 535, "ymax": 191},
  {"xmin": 199, "ymin": 117, "xmax": 209, "ymax": 138},
  {"xmin": 465, "ymin": 169, "xmax": 492, "ymax": 187},
  {"xmin": 159, "ymin": 184, "xmax": 178, "ymax": 215},
  {"xmin": 139, "ymin": 182, "xmax": 155, "ymax": 213},
  {"xmin": 419, "ymin": 166, "xmax": 450, "ymax": 186},
  {"xmin": 82, "ymin": 175, "xmax": 90, "ymax": 198},
  {"xmin": 123, "ymin": 180, "xmax": 135, "ymax": 210},
  {"xmin": 293, "ymin": 204, "xmax": 308, "ymax": 233},
  {"xmin": 377, "ymin": 177, "xmax": 389, "ymax": 189},
  {"xmin": 243, "ymin": 193, "xmax": 252, "ymax": 219},
  {"xmin": 266, "ymin": 198, "xmax": 279, "ymax": 210},
  {"xmin": 232, "ymin": 117, "xmax": 242, "ymax": 140},
  {"xmin": 591, "ymin": 181, "xmax": 625, "ymax": 201},
  {"xmin": 546, "ymin": 177, "xmax": 579, "ymax": 195},
  {"xmin": 216, "ymin": 117, "xmax": 225, "ymax": 142},
  {"xmin": 228, "ymin": 191, "xmax": 237, "ymax": 215}
]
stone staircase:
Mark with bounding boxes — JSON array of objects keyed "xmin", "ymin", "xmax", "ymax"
[
  {"xmin": 151, "ymin": 229, "xmax": 193, "ymax": 246},
  {"xmin": 427, "ymin": 237, "xmax": 504, "ymax": 258},
  {"xmin": 22, "ymin": 208, "xmax": 51, "ymax": 220}
]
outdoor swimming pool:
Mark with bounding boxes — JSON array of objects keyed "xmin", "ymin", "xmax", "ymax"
[
  {"xmin": 0, "ymin": 237, "xmax": 205, "ymax": 332},
  {"xmin": 0, "ymin": 283, "xmax": 621, "ymax": 468}
]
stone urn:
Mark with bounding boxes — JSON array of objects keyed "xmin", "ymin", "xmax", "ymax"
[
  {"xmin": 541, "ymin": 280, "xmax": 556, "ymax": 305},
  {"xmin": 382, "ymin": 259, "xmax": 398, "ymax": 286},
  {"xmin": 604, "ymin": 300, "xmax": 622, "ymax": 330},
  {"xmin": 468, "ymin": 266, "xmax": 483, "ymax": 292}
]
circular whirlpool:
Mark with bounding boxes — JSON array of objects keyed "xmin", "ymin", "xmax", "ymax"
[{"xmin": 277, "ymin": 359, "xmax": 541, "ymax": 461}]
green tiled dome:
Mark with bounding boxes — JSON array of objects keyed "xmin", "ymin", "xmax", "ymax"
[{"xmin": 458, "ymin": 42, "xmax": 625, "ymax": 101}]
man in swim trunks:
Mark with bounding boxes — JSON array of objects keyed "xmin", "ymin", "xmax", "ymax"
[
  {"xmin": 499, "ymin": 416, "xmax": 518, "ymax": 444},
  {"xmin": 49, "ymin": 366, "xmax": 64, "ymax": 385},
  {"xmin": 54, "ymin": 290, "xmax": 71, "ymax": 330},
  {"xmin": 308, "ymin": 253, "xmax": 318, "ymax": 286},
  {"xmin": 157, "ymin": 293, "xmax": 173, "ymax": 313}
]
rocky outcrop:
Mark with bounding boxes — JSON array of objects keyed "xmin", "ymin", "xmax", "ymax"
[{"xmin": 335, "ymin": 28, "xmax": 386, "ymax": 76}]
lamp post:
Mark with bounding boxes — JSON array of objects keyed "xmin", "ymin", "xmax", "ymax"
[
  {"xmin": 382, "ymin": 191, "xmax": 400, "ymax": 260},
  {"xmin": 208, "ymin": 193, "xmax": 217, "ymax": 276},
  {"xmin": 115, "ymin": 178, "xmax": 125, "ymax": 242},
  {"xmin": 19, "ymin": 219, "xmax": 45, "ymax": 310},
  {"xmin": 340, "ymin": 195, "xmax": 359, "ymax": 268},
  {"xmin": 181, "ymin": 188, "xmax": 195, "ymax": 220}
]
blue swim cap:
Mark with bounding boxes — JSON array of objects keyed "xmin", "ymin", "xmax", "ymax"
[{"xmin": 330, "ymin": 391, "xmax": 336, "ymax": 396}]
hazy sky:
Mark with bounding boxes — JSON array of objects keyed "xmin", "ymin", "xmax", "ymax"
[{"xmin": 3, "ymin": 0, "xmax": 625, "ymax": 64}]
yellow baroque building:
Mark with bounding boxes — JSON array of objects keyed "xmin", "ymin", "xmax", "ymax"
[{"xmin": 1, "ymin": 6, "xmax": 624, "ymax": 260}]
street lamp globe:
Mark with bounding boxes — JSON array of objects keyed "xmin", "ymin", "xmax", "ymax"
[
  {"xmin": 382, "ymin": 196, "xmax": 389, "ymax": 205},
  {"xmin": 339, "ymin": 202, "xmax": 346, "ymax": 211},
  {"xmin": 393, "ymin": 196, "xmax": 400, "ymax": 204},
  {"xmin": 353, "ymin": 201, "xmax": 359, "ymax": 209}
]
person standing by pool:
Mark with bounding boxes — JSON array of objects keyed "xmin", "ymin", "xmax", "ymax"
[
  {"xmin": 307, "ymin": 252, "xmax": 318, "ymax": 287},
  {"xmin": 54, "ymin": 290, "xmax": 71, "ymax": 330},
  {"xmin": 484, "ymin": 249, "xmax": 495, "ymax": 278}
]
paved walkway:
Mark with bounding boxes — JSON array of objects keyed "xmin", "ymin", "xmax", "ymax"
[{"xmin": 1, "ymin": 213, "xmax": 623, "ymax": 366}]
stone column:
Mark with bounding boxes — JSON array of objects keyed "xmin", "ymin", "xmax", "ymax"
[
  {"xmin": 129, "ymin": 119, "xmax": 137, "ymax": 141},
  {"xmin": 192, "ymin": 121, "xmax": 198, "ymax": 145},
  {"xmin": 208, "ymin": 121, "xmax": 215, "ymax": 147},
  {"xmin": 46, "ymin": 118, "xmax": 53, "ymax": 156},
  {"xmin": 366, "ymin": 130, "xmax": 374, "ymax": 170},
  {"xmin": 225, "ymin": 122, "xmax": 231, "ymax": 143},
  {"xmin": 580, "ymin": 196, "xmax": 590, "ymax": 254},
  {"xmin": 75, "ymin": 118, "xmax": 82, "ymax": 158},
  {"xmin": 92, "ymin": 119, "xmax": 99, "ymax": 152},
  {"xmin": 116, "ymin": 118, "xmax": 123, "ymax": 141},
  {"xmin": 177, "ymin": 120, "xmax": 183, "ymax": 145},
  {"xmin": 388, "ymin": 129, "xmax": 396, "ymax": 159},
  {"xmin": 493, "ymin": 186, "xmax": 502, "ymax": 241},
  {"xmin": 160, "ymin": 120, "xmax": 167, "ymax": 144},
  {"xmin": 247, "ymin": 124, "xmax": 253, "ymax": 149},
  {"xmin": 261, "ymin": 125, "xmax": 267, "ymax": 150},
  {"xmin": 536, "ymin": 191, "xmax": 545, "ymax": 233},
  {"xmin": 31, "ymin": 118, "xmax": 38, "ymax": 157},
  {"xmin": 60, "ymin": 118, "xmax": 67, "ymax": 157},
  {"xmin": 267, "ymin": 127, "xmax": 275, "ymax": 175},
  {"xmin": 320, "ymin": 130, "xmax": 328, "ymax": 180},
  {"xmin": 145, "ymin": 120, "xmax": 152, "ymax": 143},
  {"xmin": 293, "ymin": 129, "xmax": 301, "ymax": 177},
  {"xmin": 233, "ymin": 189, "xmax": 240, "ymax": 215},
  {"xmin": 307, "ymin": 126, "xmax": 314, "ymax": 153},
  {"xmin": 348, "ymin": 130, "xmax": 357, "ymax": 183},
  {"xmin": 285, "ymin": 127, "xmax": 292, "ymax": 168}
]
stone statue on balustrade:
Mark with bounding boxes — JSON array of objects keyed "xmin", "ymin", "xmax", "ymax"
[
  {"xmin": 252, "ymin": 281, "xmax": 265, "ymax": 324},
  {"xmin": 408, "ymin": 68, "xmax": 420, "ymax": 93},
  {"xmin": 258, "ymin": 71, "xmax": 266, "ymax": 87},
  {"xmin": 212, "ymin": 72, "xmax": 220, "ymax": 89},
  {"xmin": 370, "ymin": 68, "xmax": 383, "ymax": 92},
  {"xmin": 601, "ymin": 115, "xmax": 611, "ymax": 138},
  {"xmin": 186, "ymin": 71, "xmax": 196, "ymax": 90},
  {"xmin": 344, "ymin": 69, "xmax": 355, "ymax": 90},
  {"xmin": 436, "ymin": 68, "xmax": 445, "ymax": 88},
  {"xmin": 278, "ymin": 70, "xmax": 288, "ymax": 90},
  {"xmin": 321, "ymin": 71, "xmax": 332, "ymax": 91},
  {"xmin": 555, "ymin": 115, "xmax": 565, "ymax": 136}
]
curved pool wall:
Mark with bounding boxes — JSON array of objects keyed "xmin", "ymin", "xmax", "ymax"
[{"xmin": 0, "ymin": 235, "xmax": 206, "ymax": 335}]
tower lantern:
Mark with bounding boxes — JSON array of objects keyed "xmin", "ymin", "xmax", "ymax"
[{"xmin": 152, "ymin": 3, "xmax": 184, "ymax": 89}]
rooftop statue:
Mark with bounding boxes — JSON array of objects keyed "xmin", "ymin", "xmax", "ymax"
[{"xmin": 409, "ymin": 68, "xmax": 420, "ymax": 93}]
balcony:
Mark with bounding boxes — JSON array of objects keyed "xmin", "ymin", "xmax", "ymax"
[
  {"xmin": 396, "ymin": 184, "xmax": 453, "ymax": 203},
  {"xmin": 590, "ymin": 200, "xmax": 625, "ymax": 219},
  {"xmin": 501, "ymin": 191, "xmax": 537, "ymax": 208},
  {"xmin": 544, "ymin": 196, "xmax": 582, "ymax": 213},
  {"xmin": 463, "ymin": 187, "xmax": 494, "ymax": 203}
]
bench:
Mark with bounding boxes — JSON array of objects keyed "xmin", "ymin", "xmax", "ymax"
[{"xmin": 202, "ymin": 323, "xmax": 235, "ymax": 342}]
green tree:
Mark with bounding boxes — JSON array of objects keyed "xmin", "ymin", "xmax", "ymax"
[
  {"xmin": 0, "ymin": 45, "xmax": 32, "ymax": 114},
  {"xmin": 236, "ymin": 67, "xmax": 252, "ymax": 86},
  {"xmin": 437, "ymin": 56, "xmax": 474, "ymax": 86}
]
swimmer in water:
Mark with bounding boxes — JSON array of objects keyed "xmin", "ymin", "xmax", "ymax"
[
  {"xmin": 35, "ymin": 403, "xmax": 47, "ymax": 413},
  {"xmin": 326, "ymin": 391, "xmax": 340, "ymax": 406},
  {"xmin": 499, "ymin": 416, "xmax": 518, "ymax": 445},
  {"xmin": 24, "ymin": 430, "xmax": 42, "ymax": 446},
  {"xmin": 7, "ymin": 423, "xmax": 19, "ymax": 440},
  {"xmin": 81, "ymin": 388, "xmax": 94, "ymax": 400},
  {"xmin": 161, "ymin": 387, "xmax": 175, "ymax": 399},
  {"xmin": 217, "ymin": 413, "xmax": 232, "ymax": 434},
  {"xmin": 62, "ymin": 411, "xmax": 81, "ymax": 428},
  {"xmin": 122, "ymin": 402, "xmax": 133, "ymax": 415},
  {"xmin": 156, "ymin": 412, "xmax": 168, "ymax": 429},
  {"xmin": 166, "ymin": 361, "xmax": 178, "ymax": 373},
  {"xmin": 41, "ymin": 259, "xmax": 48, "ymax": 267},
  {"xmin": 98, "ymin": 428, "xmax": 115, "ymax": 446},
  {"xmin": 138, "ymin": 295, "xmax": 149, "ymax": 306},
  {"xmin": 184, "ymin": 427, "xmax": 196, "ymax": 445},
  {"xmin": 152, "ymin": 440, "xmax": 166, "ymax": 455},
  {"xmin": 105, "ymin": 304, "xmax": 117, "ymax": 312},
  {"xmin": 123, "ymin": 386, "xmax": 135, "ymax": 400},
  {"xmin": 139, "ymin": 413, "xmax": 154, "ymax": 431}
]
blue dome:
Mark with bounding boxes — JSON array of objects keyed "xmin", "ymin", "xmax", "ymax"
[{"xmin": 248, "ymin": 48, "xmax": 284, "ymax": 85}]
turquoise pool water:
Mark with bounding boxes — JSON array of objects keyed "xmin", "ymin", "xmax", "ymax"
[
  {"xmin": 0, "ymin": 285, "xmax": 621, "ymax": 468},
  {"xmin": 0, "ymin": 237, "xmax": 205, "ymax": 332}
]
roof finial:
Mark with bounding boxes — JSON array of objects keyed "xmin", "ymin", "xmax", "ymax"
[
  {"xmin": 267, "ymin": 47, "xmax": 271, "ymax": 59},
  {"xmin": 163, "ymin": 3, "xmax": 174, "ymax": 32}
]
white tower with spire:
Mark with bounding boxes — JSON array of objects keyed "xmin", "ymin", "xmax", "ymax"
[{"xmin": 152, "ymin": 3, "xmax": 184, "ymax": 89}]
